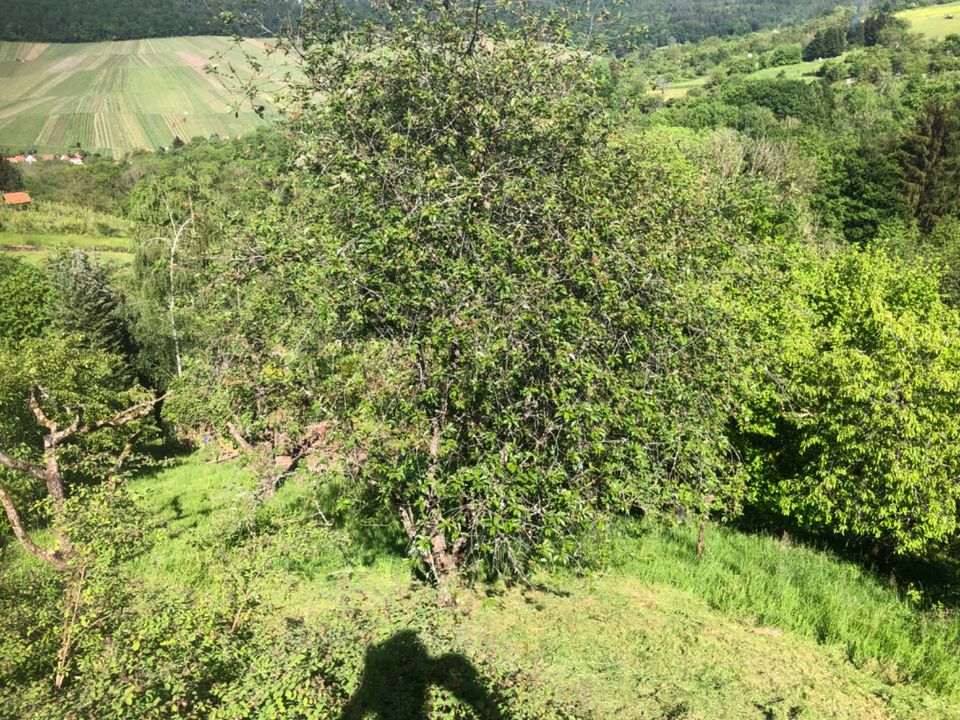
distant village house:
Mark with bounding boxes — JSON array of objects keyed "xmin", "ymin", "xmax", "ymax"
[
  {"xmin": 5, "ymin": 153, "xmax": 83, "ymax": 165},
  {"xmin": 2, "ymin": 192, "xmax": 32, "ymax": 208}
]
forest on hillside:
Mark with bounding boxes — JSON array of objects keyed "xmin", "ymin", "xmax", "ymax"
[
  {"xmin": 0, "ymin": 0, "xmax": 296, "ymax": 43},
  {"xmin": 0, "ymin": 0, "xmax": 918, "ymax": 45},
  {"xmin": 3, "ymin": 1, "xmax": 960, "ymax": 717}
]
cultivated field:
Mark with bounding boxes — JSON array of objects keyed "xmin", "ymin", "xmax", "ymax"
[
  {"xmin": 0, "ymin": 36, "xmax": 287, "ymax": 156},
  {"xmin": 898, "ymin": 2, "xmax": 960, "ymax": 41}
]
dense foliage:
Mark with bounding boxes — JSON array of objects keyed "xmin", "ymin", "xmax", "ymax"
[
  {"xmin": 0, "ymin": 160, "xmax": 24, "ymax": 193},
  {"xmin": 6, "ymin": 1, "xmax": 960, "ymax": 714},
  {"xmin": 743, "ymin": 247, "xmax": 960, "ymax": 554},
  {"xmin": 0, "ymin": 255, "xmax": 52, "ymax": 341}
]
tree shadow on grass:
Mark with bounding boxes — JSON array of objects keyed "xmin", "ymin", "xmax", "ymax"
[{"xmin": 341, "ymin": 630, "xmax": 504, "ymax": 720}]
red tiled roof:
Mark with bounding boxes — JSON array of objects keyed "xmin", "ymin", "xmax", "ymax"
[{"xmin": 2, "ymin": 192, "xmax": 32, "ymax": 205}]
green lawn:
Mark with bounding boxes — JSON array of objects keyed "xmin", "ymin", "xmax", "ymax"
[
  {"xmin": 747, "ymin": 57, "xmax": 829, "ymax": 81},
  {"xmin": 106, "ymin": 455, "xmax": 960, "ymax": 718},
  {"xmin": 657, "ymin": 57, "xmax": 827, "ymax": 100},
  {"xmin": 0, "ymin": 36, "xmax": 288, "ymax": 156},
  {"xmin": 899, "ymin": 2, "xmax": 960, "ymax": 41}
]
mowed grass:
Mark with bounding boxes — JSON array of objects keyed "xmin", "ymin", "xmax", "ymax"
[
  {"xmin": 0, "ymin": 231, "xmax": 131, "ymax": 264},
  {"xmin": 899, "ymin": 2, "xmax": 960, "ymax": 41},
  {"xmin": 659, "ymin": 76, "xmax": 708, "ymax": 100},
  {"xmin": 657, "ymin": 58, "xmax": 828, "ymax": 100},
  {"xmin": 747, "ymin": 57, "xmax": 830, "ymax": 80},
  {"xmin": 104, "ymin": 456, "xmax": 960, "ymax": 717},
  {"xmin": 0, "ymin": 36, "xmax": 288, "ymax": 156},
  {"xmin": 468, "ymin": 578, "xmax": 958, "ymax": 719}
]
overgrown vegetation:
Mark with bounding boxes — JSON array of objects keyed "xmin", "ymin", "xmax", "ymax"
[{"xmin": 4, "ymin": 0, "xmax": 960, "ymax": 716}]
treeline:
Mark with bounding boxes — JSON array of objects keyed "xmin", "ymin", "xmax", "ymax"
[
  {"xmin": 0, "ymin": 0, "xmax": 888, "ymax": 47},
  {"xmin": 613, "ymin": 0, "xmax": 841, "ymax": 48},
  {"xmin": 0, "ymin": 0, "xmax": 296, "ymax": 43}
]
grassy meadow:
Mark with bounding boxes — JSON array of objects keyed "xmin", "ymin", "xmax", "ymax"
[
  {"xmin": 0, "ymin": 36, "xmax": 286, "ymax": 156},
  {"xmin": 899, "ymin": 2, "xmax": 960, "ymax": 41},
  {"xmin": 0, "ymin": 200, "xmax": 132, "ymax": 263},
  {"xmin": 659, "ymin": 57, "xmax": 828, "ymax": 100},
  {"xmin": 16, "ymin": 454, "xmax": 941, "ymax": 719},
  {"xmin": 0, "ymin": 231, "xmax": 131, "ymax": 264}
]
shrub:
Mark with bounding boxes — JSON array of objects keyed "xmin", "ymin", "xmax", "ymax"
[
  {"xmin": 0, "ymin": 254, "xmax": 52, "ymax": 340},
  {"xmin": 169, "ymin": 1, "xmax": 807, "ymax": 579},
  {"xmin": 744, "ymin": 246, "xmax": 960, "ymax": 554}
]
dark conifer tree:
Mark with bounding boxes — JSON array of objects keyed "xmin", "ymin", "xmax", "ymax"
[
  {"xmin": 900, "ymin": 98, "xmax": 960, "ymax": 232},
  {"xmin": 0, "ymin": 160, "xmax": 24, "ymax": 193},
  {"xmin": 803, "ymin": 26, "xmax": 847, "ymax": 61}
]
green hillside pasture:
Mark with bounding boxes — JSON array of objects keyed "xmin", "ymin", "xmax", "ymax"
[
  {"xmin": 0, "ymin": 37, "xmax": 288, "ymax": 156},
  {"xmin": 0, "ymin": 200, "xmax": 131, "ymax": 237},
  {"xmin": 5, "ymin": 453, "xmax": 958, "ymax": 717},
  {"xmin": 747, "ymin": 57, "xmax": 829, "ymax": 80},
  {"xmin": 899, "ymin": 2, "xmax": 960, "ymax": 41},
  {"xmin": 0, "ymin": 231, "xmax": 131, "ymax": 264},
  {"xmin": 659, "ymin": 58, "xmax": 827, "ymax": 100},
  {"xmin": 660, "ymin": 76, "xmax": 708, "ymax": 100}
]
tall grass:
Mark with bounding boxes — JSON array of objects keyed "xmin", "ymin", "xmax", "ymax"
[
  {"xmin": 606, "ymin": 520, "xmax": 960, "ymax": 697},
  {"xmin": 0, "ymin": 200, "xmax": 131, "ymax": 237},
  {"xmin": 0, "ymin": 231, "xmax": 130, "ymax": 252}
]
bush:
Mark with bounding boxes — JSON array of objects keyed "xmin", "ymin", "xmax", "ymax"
[
  {"xmin": 743, "ymin": 245, "xmax": 960, "ymax": 554},
  {"xmin": 0, "ymin": 254, "xmax": 52, "ymax": 340}
]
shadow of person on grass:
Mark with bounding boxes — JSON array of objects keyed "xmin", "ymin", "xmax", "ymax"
[{"xmin": 340, "ymin": 630, "xmax": 504, "ymax": 720}]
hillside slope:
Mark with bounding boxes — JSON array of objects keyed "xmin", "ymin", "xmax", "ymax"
[
  {"xmin": 116, "ymin": 458, "xmax": 960, "ymax": 718},
  {"xmin": 2, "ymin": 0, "xmax": 852, "ymax": 46},
  {"xmin": 0, "ymin": 37, "xmax": 283, "ymax": 156}
]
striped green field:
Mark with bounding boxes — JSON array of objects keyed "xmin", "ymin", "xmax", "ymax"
[
  {"xmin": 899, "ymin": 2, "xmax": 960, "ymax": 41},
  {"xmin": 0, "ymin": 36, "xmax": 287, "ymax": 157}
]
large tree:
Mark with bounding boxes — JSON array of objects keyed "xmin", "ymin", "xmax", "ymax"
[
  {"xmin": 0, "ymin": 158, "xmax": 24, "ymax": 193},
  {"xmin": 169, "ymin": 0, "xmax": 800, "ymax": 580}
]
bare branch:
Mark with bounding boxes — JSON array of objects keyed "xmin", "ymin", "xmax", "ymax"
[
  {"xmin": 29, "ymin": 386, "xmax": 84, "ymax": 442},
  {"xmin": 226, "ymin": 422, "xmax": 256, "ymax": 453},
  {"xmin": 82, "ymin": 394, "xmax": 168, "ymax": 436},
  {"xmin": 0, "ymin": 448, "xmax": 47, "ymax": 483},
  {"xmin": 0, "ymin": 483, "xmax": 68, "ymax": 571},
  {"xmin": 114, "ymin": 427, "xmax": 145, "ymax": 475},
  {"xmin": 28, "ymin": 387, "xmax": 58, "ymax": 434}
]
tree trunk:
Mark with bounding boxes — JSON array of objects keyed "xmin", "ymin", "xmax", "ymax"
[
  {"xmin": 0, "ymin": 483, "xmax": 69, "ymax": 570},
  {"xmin": 42, "ymin": 435, "xmax": 75, "ymax": 561},
  {"xmin": 0, "ymin": 387, "xmax": 161, "ymax": 571}
]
